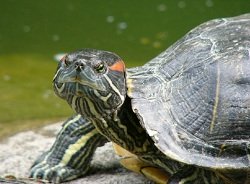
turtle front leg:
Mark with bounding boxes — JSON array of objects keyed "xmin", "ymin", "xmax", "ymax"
[{"xmin": 29, "ymin": 115, "xmax": 107, "ymax": 183}]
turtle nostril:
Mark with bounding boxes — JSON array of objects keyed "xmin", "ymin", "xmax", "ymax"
[
  {"xmin": 75, "ymin": 61, "xmax": 85, "ymax": 72},
  {"xmin": 76, "ymin": 65, "xmax": 81, "ymax": 72}
]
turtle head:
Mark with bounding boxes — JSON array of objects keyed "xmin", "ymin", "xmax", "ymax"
[{"xmin": 53, "ymin": 49, "xmax": 126, "ymax": 117}]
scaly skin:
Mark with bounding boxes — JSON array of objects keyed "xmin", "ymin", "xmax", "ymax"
[
  {"xmin": 30, "ymin": 49, "xmax": 226, "ymax": 183},
  {"xmin": 30, "ymin": 115, "xmax": 107, "ymax": 183}
]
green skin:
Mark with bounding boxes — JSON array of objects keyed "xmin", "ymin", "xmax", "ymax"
[{"xmin": 29, "ymin": 49, "xmax": 226, "ymax": 184}]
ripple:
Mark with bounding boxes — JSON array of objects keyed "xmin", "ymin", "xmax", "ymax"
[
  {"xmin": 178, "ymin": 1, "xmax": 186, "ymax": 8},
  {"xmin": 140, "ymin": 37, "xmax": 150, "ymax": 45},
  {"xmin": 205, "ymin": 0, "xmax": 214, "ymax": 7},
  {"xmin": 152, "ymin": 41, "xmax": 162, "ymax": 48},
  {"xmin": 157, "ymin": 4, "xmax": 167, "ymax": 12},
  {"xmin": 3, "ymin": 75, "xmax": 11, "ymax": 81},
  {"xmin": 52, "ymin": 34, "xmax": 60, "ymax": 42},
  {"xmin": 117, "ymin": 22, "xmax": 128, "ymax": 30},
  {"xmin": 106, "ymin": 16, "xmax": 115, "ymax": 23},
  {"xmin": 23, "ymin": 25, "xmax": 31, "ymax": 33}
]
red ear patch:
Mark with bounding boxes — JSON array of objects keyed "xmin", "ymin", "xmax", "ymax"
[
  {"xmin": 60, "ymin": 54, "xmax": 67, "ymax": 62},
  {"xmin": 109, "ymin": 60, "xmax": 125, "ymax": 72}
]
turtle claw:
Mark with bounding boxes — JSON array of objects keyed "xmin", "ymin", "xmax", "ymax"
[{"xmin": 29, "ymin": 162, "xmax": 85, "ymax": 183}]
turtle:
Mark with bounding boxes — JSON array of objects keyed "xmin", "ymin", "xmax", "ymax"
[{"xmin": 29, "ymin": 13, "xmax": 250, "ymax": 184}]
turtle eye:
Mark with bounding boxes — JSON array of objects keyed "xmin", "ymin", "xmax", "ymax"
[
  {"xmin": 94, "ymin": 62, "xmax": 105, "ymax": 73},
  {"xmin": 64, "ymin": 58, "xmax": 71, "ymax": 66}
]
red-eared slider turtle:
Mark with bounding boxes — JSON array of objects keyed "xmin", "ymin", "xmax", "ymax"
[{"xmin": 29, "ymin": 14, "xmax": 250, "ymax": 184}]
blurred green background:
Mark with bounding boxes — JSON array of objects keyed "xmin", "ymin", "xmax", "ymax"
[{"xmin": 0, "ymin": 0, "xmax": 249, "ymax": 138}]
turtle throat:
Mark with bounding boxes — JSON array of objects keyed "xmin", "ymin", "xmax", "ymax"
[{"xmin": 90, "ymin": 96, "xmax": 154, "ymax": 154}]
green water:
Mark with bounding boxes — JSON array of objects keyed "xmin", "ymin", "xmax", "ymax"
[{"xmin": 0, "ymin": 0, "xmax": 249, "ymax": 138}]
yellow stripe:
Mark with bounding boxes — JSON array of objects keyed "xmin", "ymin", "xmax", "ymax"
[
  {"xmin": 61, "ymin": 114, "xmax": 81, "ymax": 133},
  {"xmin": 60, "ymin": 128, "xmax": 99, "ymax": 165},
  {"xmin": 126, "ymin": 78, "xmax": 133, "ymax": 96},
  {"xmin": 104, "ymin": 75, "xmax": 125, "ymax": 103},
  {"xmin": 210, "ymin": 64, "xmax": 221, "ymax": 133},
  {"xmin": 35, "ymin": 115, "xmax": 82, "ymax": 168}
]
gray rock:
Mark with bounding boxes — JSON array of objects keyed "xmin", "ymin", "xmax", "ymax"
[{"xmin": 0, "ymin": 122, "xmax": 152, "ymax": 184}]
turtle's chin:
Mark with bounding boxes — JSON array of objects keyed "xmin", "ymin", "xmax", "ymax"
[{"xmin": 71, "ymin": 82, "xmax": 87, "ymax": 97}]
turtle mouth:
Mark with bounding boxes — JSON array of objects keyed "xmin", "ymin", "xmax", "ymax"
[
  {"xmin": 54, "ymin": 73, "xmax": 109, "ymax": 100},
  {"xmin": 62, "ymin": 78, "xmax": 102, "ymax": 91},
  {"xmin": 56, "ymin": 72, "xmax": 106, "ymax": 92}
]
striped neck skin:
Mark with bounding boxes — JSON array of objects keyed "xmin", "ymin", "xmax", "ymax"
[
  {"xmin": 53, "ymin": 49, "xmax": 127, "ymax": 132},
  {"xmin": 53, "ymin": 49, "xmax": 166, "ymax": 156}
]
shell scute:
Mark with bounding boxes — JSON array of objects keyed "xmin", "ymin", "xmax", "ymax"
[{"xmin": 127, "ymin": 14, "xmax": 250, "ymax": 169}]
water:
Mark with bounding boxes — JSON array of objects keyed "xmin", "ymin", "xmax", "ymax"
[{"xmin": 0, "ymin": 0, "xmax": 249, "ymax": 138}]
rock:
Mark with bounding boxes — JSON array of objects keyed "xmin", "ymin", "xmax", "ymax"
[{"xmin": 0, "ymin": 122, "xmax": 152, "ymax": 184}]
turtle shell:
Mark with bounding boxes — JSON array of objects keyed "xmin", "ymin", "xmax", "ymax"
[{"xmin": 127, "ymin": 14, "xmax": 250, "ymax": 169}]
